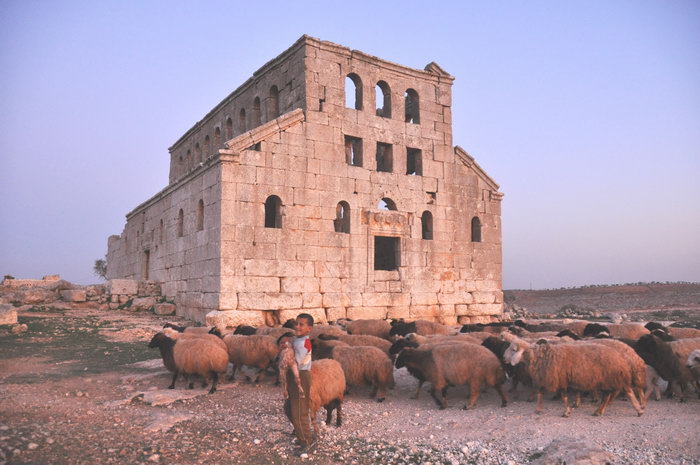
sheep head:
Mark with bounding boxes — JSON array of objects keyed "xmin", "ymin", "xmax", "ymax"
[
  {"xmin": 687, "ymin": 349, "xmax": 700, "ymax": 371},
  {"xmin": 500, "ymin": 332, "xmax": 529, "ymax": 366}
]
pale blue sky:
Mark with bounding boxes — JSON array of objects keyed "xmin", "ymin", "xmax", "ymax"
[{"xmin": 1, "ymin": 0, "xmax": 698, "ymax": 289}]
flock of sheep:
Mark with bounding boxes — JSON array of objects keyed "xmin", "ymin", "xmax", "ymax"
[{"xmin": 146, "ymin": 317, "xmax": 700, "ymax": 431}]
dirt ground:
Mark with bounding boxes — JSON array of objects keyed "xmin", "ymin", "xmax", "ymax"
[{"xmin": 1, "ymin": 306, "xmax": 699, "ymax": 465}]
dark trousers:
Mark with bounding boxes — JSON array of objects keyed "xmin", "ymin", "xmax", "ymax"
[{"xmin": 283, "ymin": 369, "xmax": 313, "ymax": 446}]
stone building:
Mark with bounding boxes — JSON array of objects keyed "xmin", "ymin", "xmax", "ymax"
[{"xmin": 106, "ymin": 35, "xmax": 504, "ymax": 327}]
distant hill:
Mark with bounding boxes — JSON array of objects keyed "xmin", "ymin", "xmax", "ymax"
[{"xmin": 504, "ymin": 282, "xmax": 700, "ymax": 315}]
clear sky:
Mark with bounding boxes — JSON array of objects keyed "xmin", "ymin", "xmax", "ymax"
[{"xmin": 1, "ymin": 0, "xmax": 699, "ymax": 289}]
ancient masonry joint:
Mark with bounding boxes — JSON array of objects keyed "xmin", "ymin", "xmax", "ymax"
[{"xmin": 106, "ymin": 35, "xmax": 504, "ymax": 327}]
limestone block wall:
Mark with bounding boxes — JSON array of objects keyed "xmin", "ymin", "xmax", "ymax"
[
  {"xmin": 168, "ymin": 38, "xmax": 308, "ymax": 184},
  {"xmin": 106, "ymin": 161, "xmax": 223, "ymax": 321}
]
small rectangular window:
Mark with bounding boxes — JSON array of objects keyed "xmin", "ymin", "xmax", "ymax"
[
  {"xmin": 376, "ymin": 142, "xmax": 393, "ymax": 173},
  {"xmin": 345, "ymin": 135, "xmax": 363, "ymax": 167},
  {"xmin": 406, "ymin": 147, "xmax": 422, "ymax": 175},
  {"xmin": 374, "ymin": 236, "xmax": 400, "ymax": 271}
]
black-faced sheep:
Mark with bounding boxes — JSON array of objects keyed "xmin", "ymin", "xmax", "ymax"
[
  {"xmin": 308, "ymin": 359, "xmax": 346, "ymax": 438},
  {"xmin": 223, "ymin": 334, "xmax": 279, "ymax": 382},
  {"xmin": 555, "ymin": 329, "xmax": 581, "ymax": 340},
  {"xmin": 162, "ymin": 327, "xmax": 228, "ymax": 352},
  {"xmin": 646, "ymin": 322, "xmax": 700, "ymax": 339},
  {"xmin": 583, "ymin": 322, "xmax": 649, "ymax": 340},
  {"xmin": 344, "ymin": 319, "xmax": 392, "ymax": 340},
  {"xmin": 396, "ymin": 344, "xmax": 507, "ymax": 409},
  {"xmin": 502, "ymin": 332, "xmax": 644, "ymax": 417},
  {"xmin": 233, "ymin": 325, "xmax": 258, "ymax": 336},
  {"xmin": 148, "ymin": 332, "xmax": 228, "ymax": 394},
  {"xmin": 322, "ymin": 345, "xmax": 395, "ymax": 402},
  {"xmin": 164, "ymin": 323, "xmax": 220, "ymax": 336},
  {"xmin": 390, "ymin": 319, "xmax": 455, "ymax": 338},
  {"xmin": 481, "ymin": 336, "xmax": 533, "ymax": 398},
  {"xmin": 634, "ymin": 334, "xmax": 697, "ymax": 401},
  {"xmin": 459, "ymin": 321, "xmax": 512, "ymax": 335}
]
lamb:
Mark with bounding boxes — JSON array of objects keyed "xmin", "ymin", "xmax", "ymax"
[
  {"xmin": 307, "ymin": 359, "xmax": 346, "ymax": 438},
  {"xmin": 317, "ymin": 333, "xmax": 392, "ymax": 359},
  {"xmin": 321, "ymin": 345, "xmax": 395, "ymax": 402},
  {"xmin": 502, "ymin": 332, "xmax": 644, "ymax": 417},
  {"xmin": 148, "ymin": 332, "xmax": 228, "ymax": 394},
  {"xmin": 222, "ymin": 334, "xmax": 279, "ymax": 382},
  {"xmin": 390, "ymin": 319, "xmax": 455, "ymax": 338},
  {"xmin": 344, "ymin": 319, "xmax": 392, "ymax": 340},
  {"xmin": 276, "ymin": 336, "xmax": 303, "ymax": 399},
  {"xmin": 396, "ymin": 344, "xmax": 508, "ymax": 409}
]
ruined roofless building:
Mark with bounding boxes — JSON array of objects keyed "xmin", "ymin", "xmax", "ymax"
[{"xmin": 106, "ymin": 35, "xmax": 504, "ymax": 327}]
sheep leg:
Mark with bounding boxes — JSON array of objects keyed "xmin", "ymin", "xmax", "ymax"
[
  {"xmin": 560, "ymin": 390, "xmax": 572, "ymax": 418},
  {"xmin": 664, "ymin": 381, "xmax": 674, "ymax": 398},
  {"xmin": 228, "ymin": 363, "xmax": 237, "ymax": 382},
  {"xmin": 335, "ymin": 400, "xmax": 342, "ymax": 427},
  {"xmin": 593, "ymin": 391, "xmax": 615, "ymax": 416},
  {"xmin": 375, "ymin": 383, "xmax": 387, "ymax": 403},
  {"xmin": 624, "ymin": 387, "xmax": 643, "ymax": 416},
  {"xmin": 494, "ymin": 384, "xmax": 508, "ymax": 408},
  {"xmin": 168, "ymin": 371, "xmax": 178, "ymax": 389},
  {"xmin": 509, "ymin": 372, "xmax": 520, "ymax": 393},
  {"xmin": 430, "ymin": 387, "xmax": 447, "ymax": 410},
  {"xmin": 574, "ymin": 391, "xmax": 581, "ymax": 408},
  {"xmin": 208, "ymin": 372, "xmax": 219, "ymax": 394},
  {"xmin": 464, "ymin": 381, "xmax": 481, "ymax": 410},
  {"xmin": 535, "ymin": 389, "xmax": 544, "ymax": 414},
  {"xmin": 411, "ymin": 379, "xmax": 425, "ymax": 399}
]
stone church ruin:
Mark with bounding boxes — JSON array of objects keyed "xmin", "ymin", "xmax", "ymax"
[{"xmin": 106, "ymin": 35, "xmax": 504, "ymax": 327}]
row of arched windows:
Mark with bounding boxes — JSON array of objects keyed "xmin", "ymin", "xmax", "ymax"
[
  {"xmin": 345, "ymin": 74, "xmax": 420, "ymax": 124},
  {"xmin": 262, "ymin": 195, "xmax": 482, "ymax": 242},
  {"xmin": 175, "ymin": 200, "xmax": 205, "ymax": 238},
  {"xmin": 179, "ymin": 86, "xmax": 280, "ymax": 168}
]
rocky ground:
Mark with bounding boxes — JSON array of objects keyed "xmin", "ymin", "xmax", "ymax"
[{"xmin": 1, "ymin": 305, "xmax": 699, "ymax": 465}]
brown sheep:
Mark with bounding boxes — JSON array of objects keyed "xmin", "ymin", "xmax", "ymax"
[
  {"xmin": 163, "ymin": 327, "xmax": 227, "ymax": 352},
  {"xmin": 311, "ymin": 324, "xmax": 348, "ymax": 339},
  {"xmin": 669, "ymin": 327, "xmax": 700, "ymax": 339},
  {"xmin": 318, "ymin": 333, "xmax": 392, "ymax": 358},
  {"xmin": 308, "ymin": 359, "xmax": 346, "ymax": 438},
  {"xmin": 345, "ymin": 319, "xmax": 392, "ymax": 340},
  {"xmin": 256, "ymin": 327, "xmax": 296, "ymax": 339},
  {"xmin": 502, "ymin": 332, "xmax": 644, "ymax": 417},
  {"xmin": 669, "ymin": 338, "xmax": 700, "ymax": 397},
  {"xmin": 396, "ymin": 344, "xmax": 507, "ymax": 409},
  {"xmin": 148, "ymin": 332, "xmax": 228, "ymax": 394},
  {"xmin": 223, "ymin": 334, "xmax": 279, "ymax": 382},
  {"xmin": 311, "ymin": 338, "xmax": 350, "ymax": 360},
  {"xmin": 404, "ymin": 333, "xmax": 481, "ymax": 345},
  {"xmin": 326, "ymin": 345, "xmax": 395, "ymax": 402},
  {"xmin": 390, "ymin": 319, "xmax": 455, "ymax": 338}
]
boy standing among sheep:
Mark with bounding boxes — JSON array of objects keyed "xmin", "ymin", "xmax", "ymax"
[{"xmin": 282, "ymin": 313, "xmax": 315, "ymax": 455}]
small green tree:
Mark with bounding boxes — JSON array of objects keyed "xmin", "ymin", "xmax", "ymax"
[{"xmin": 93, "ymin": 257, "xmax": 107, "ymax": 280}]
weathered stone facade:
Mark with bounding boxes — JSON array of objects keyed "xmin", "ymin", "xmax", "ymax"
[{"xmin": 106, "ymin": 35, "xmax": 504, "ymax": 325}]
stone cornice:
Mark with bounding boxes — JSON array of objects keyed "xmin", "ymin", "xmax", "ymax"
[
  {"xmin": 454, "ymin": 145, "xmax": 502, "ymax": 193},
  {"xmin": 222, "ymin": 108, "xmax": 305, "ymax": 153}
]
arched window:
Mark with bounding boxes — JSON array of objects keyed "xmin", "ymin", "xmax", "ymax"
[
  {"xmin": 471, "ymin": 216, "xmax": 482, "ymax": 242},
  {"xmin": 159, "ymin": 218, "xmax": 164, "ymax": 244},
  {"xmin": 269, "ymin": 85, "xmax": 279, "ymax": 118},
  {"xmin": 252, "ymin": 97, "xmax": 262, "ymax": 126},
  {"xmin": 405, "ymin": 88, "xmax": 420, "ymax": 124},
  {"xmin": 197, "ymin": 199, "xmax": 204, "ymax": 231},
  {"xmin": 421, "ymin": 211, "xmax": 433, "ymax": 240},
  {"xmin": 238, "ymin": 108, "xmax": 246, "ymax": 133},
  {"xmin": 375, "ymin": 81, "xmax": 391, "ymax": 118},
  {"xmin": 334, "ymin": 201, "xmax": 351, "ymax": 233},
  {"xmin": 214, "ymin": 127, "xmax": 221, "ymax": 148},
  {"xmin": 195, "ymin": 143, "xmax": 201, "ymax": 163},
  {"xmin": 177, "ymin": 209, "xmax": 184, "ymax": 237},
  {"xmin": 204, "ymin": 135, "xmax": 211, "ymax": 159},
  {"xmin": 226, "ymin": 117, "xmax": 233, "ymax": 140},
  {"xmin": 377, "ymin": 198, "xmax": 397, "ymax": 211},
  {"xmin": 264, "ymin": 195, "xmax": 282, "ymax": 228},
  {"xmin": 345, "ymin": 73, "xmax": 363, "ymax": 110}
]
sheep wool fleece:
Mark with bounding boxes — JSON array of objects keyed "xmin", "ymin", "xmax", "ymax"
[{"xmin": 284, "ymin": 336, "xmax": 314, "ymax": 446}]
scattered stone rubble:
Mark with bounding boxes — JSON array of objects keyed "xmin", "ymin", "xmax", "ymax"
[{"xmin": 0, "ymin": 275, "xmax": 174, "ymax": 321}]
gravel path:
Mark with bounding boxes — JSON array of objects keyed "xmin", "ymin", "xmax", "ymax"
[{"xmin": 1, "ymin": 306, "xmax": 699, "ymax": 465}]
